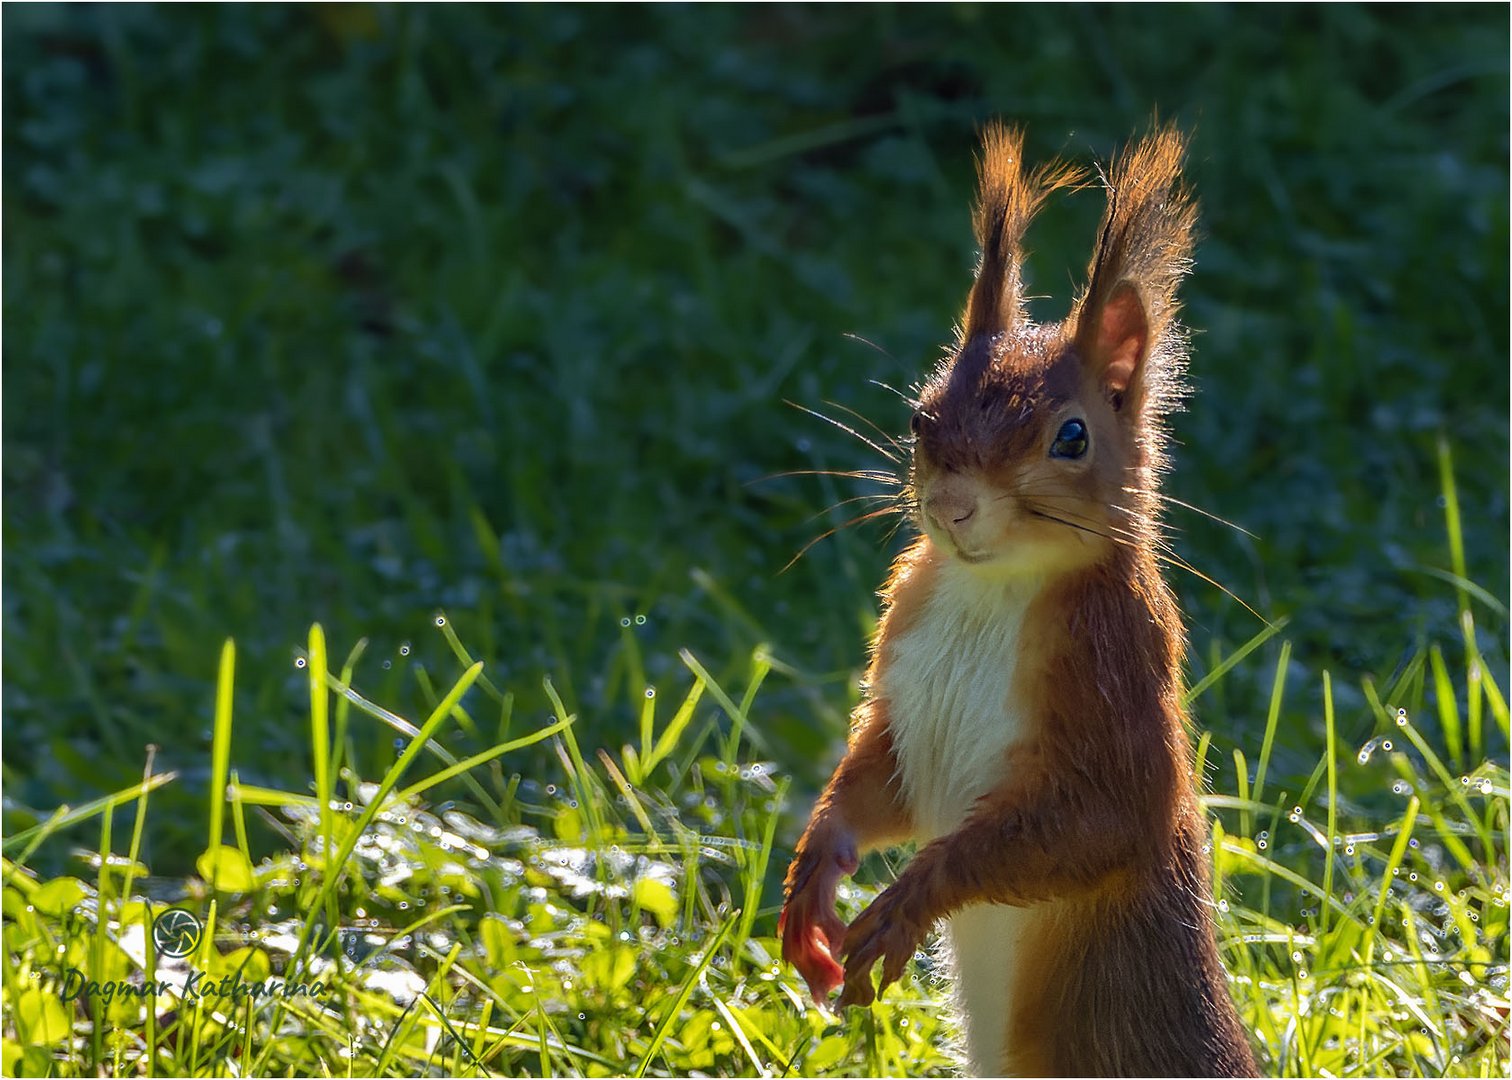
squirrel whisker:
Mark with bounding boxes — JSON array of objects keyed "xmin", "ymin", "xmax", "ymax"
[
  {"xmin": 785, "ymin": 399, "xmax": 902, "ymax": 465},
  {"xmin": 761, "ymin": 468, "xmax": 903, "ymax": 486},
  {"xmin": 782, "ymin": 505, "xmax": 905, "ymax": 575}
]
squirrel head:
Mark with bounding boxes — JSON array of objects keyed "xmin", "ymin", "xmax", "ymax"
[{"xmin": 909, "ymin": 124, "xmax": 1196, "ymax": 578}]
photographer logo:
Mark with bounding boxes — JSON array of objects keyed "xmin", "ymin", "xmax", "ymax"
[{"xmin": 151, "ymin": 908, "xmax": 202, "ymax": 958}]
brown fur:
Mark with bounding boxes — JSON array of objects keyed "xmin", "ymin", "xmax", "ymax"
[{"xmin": 780, "ymin": 124, "xmax": 1258, "ymax": 1076}]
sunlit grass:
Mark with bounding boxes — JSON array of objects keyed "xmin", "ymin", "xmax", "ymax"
[{"xmin": 3, "ymin": 572, "xmax": 1506, "ymax": 1076}]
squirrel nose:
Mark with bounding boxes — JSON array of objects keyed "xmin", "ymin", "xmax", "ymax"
[{"xmin": 926, "ymin": 491, "xmax": 977, "ymax": 529}]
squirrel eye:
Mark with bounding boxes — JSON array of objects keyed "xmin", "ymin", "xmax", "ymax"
[
  {"xmin": 1050, "ymin": 418, "xmax": 1089, "ymax": 460},
  {"xmin": 909, "ymin": 411, "xmax": 925, "ymax": 436}
]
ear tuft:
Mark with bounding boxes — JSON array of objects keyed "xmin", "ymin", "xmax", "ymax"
[{"xmin": 962, "ymin": 124, "xmax": 1084, "ymax": 340}]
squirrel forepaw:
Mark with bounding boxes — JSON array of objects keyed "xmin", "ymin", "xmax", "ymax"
[{"xmin": 837, "ymin": 880, "xmax": 927, "ymax": 1008}]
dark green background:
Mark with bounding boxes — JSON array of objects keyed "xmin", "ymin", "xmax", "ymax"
[{"xmin": 4, "ymin": 4, "xmax": 1507, "ymax": 865}]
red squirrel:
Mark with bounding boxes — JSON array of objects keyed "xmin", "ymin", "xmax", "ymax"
[{"xmin": 778, "ymin": 125, "xmax": 1259, "ymax": 1077}]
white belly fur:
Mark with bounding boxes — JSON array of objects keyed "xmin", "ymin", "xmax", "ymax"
[
  {"xmin": 945, "ymin": 904, "xmax": 1035, "ymax": 1076},
  {"xmin": 880, "ymin": 559, "xmax": 1041, "ymax": 1076}
]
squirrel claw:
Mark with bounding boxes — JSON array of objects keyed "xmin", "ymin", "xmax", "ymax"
[{"xmin": 838, "ymin": 883, "xmax": 922, "ymax": 1007}]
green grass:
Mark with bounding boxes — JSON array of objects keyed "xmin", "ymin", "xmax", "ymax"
[
  {"xmin": 2, "ymin": 4, "xmax": 1508, "ymax": 1077},
  {"xmin": 2, "ymin": 559, "xmax": 1507, "ymax": 1076}
]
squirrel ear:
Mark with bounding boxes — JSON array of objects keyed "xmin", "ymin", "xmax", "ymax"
[
  {"xmin": 1071, "ymin": 125, "xmax": 1194, "ymax": 409},
  {"xmin": 1084, "ymin": 281, "xmax": 1149, "ymax": 399}
]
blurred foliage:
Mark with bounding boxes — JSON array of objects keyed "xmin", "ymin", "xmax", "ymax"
[{"xmin": 3, "ymin": 4, "xmax": 1507, "ymax": 870}]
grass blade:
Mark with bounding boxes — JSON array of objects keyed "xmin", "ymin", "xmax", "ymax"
[
  {"xmin": 308, "ymin": 625, "xmax": 333, "ymax": 874},
  {"xmin": 1429, "ymin": 644, "xmax": 1465, "ymax": 769},
  {"xmin": 1252, "ymin": 640, "xmax": 1291, "ymax": 805},
  {"xmin": 395, "ymin": 714, "xmax": 575, "ymax": 804},
  {"xmin": 1320, "ymin": 670, "xmax": 1338, "ymax": 939},
  {"xmin": 206, "ymin": 639, "xmax": 236, "ymax": 888},
  {"xmin": 1184, "ymin": 616, "xmax": 1289, "ymax": 706},
  {"xmin": 645, "ymin": 673, "xmax": 707, "ymax": 777},
  {"xmin": 3, "ymin": 772, "xmax": 178, "ymax": 859},
  {"xmin": 1364, "ymin": 795, "xmax": 1419, "ymax": 966}
]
